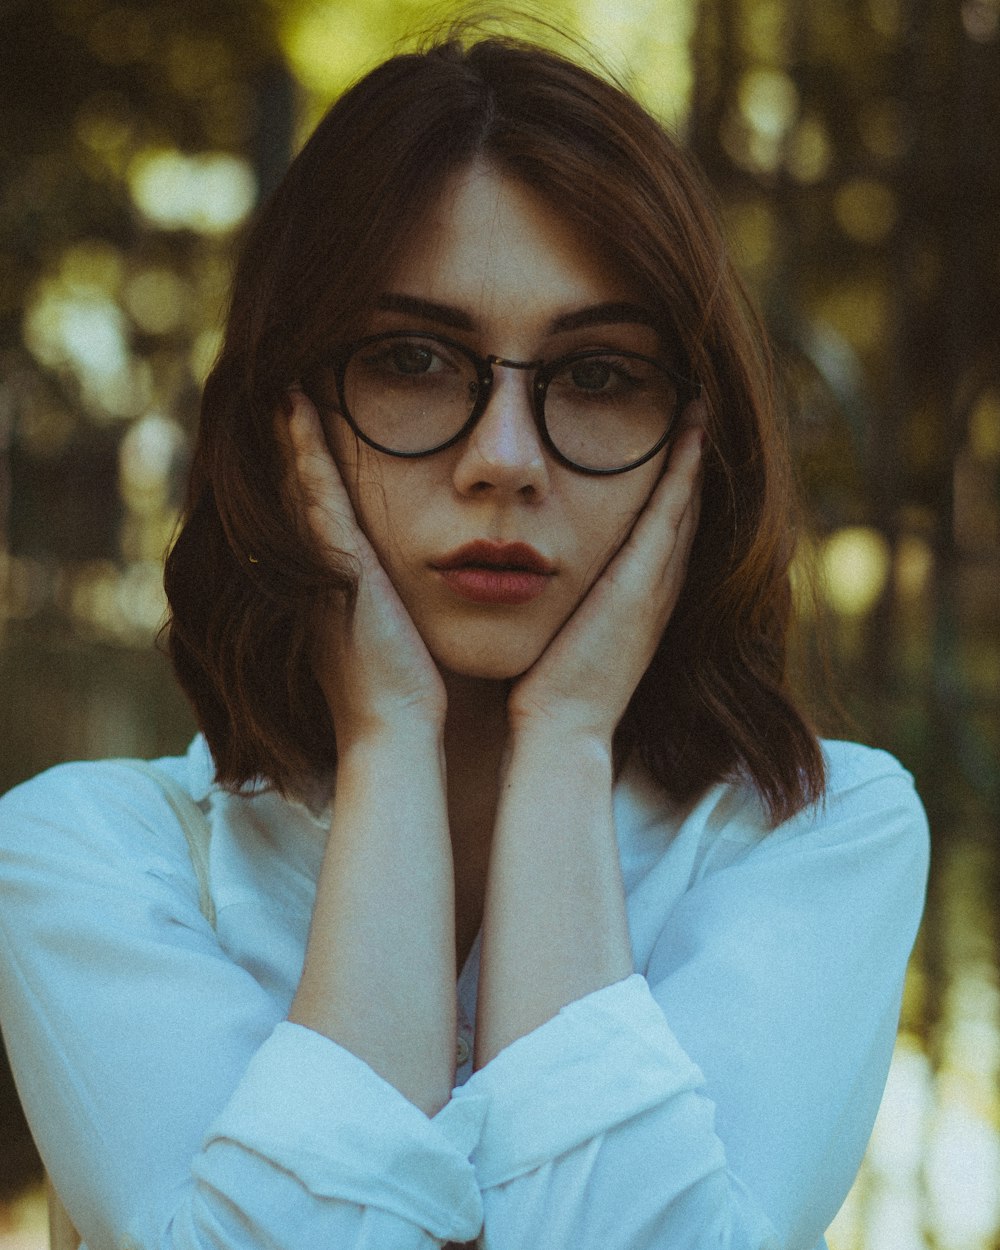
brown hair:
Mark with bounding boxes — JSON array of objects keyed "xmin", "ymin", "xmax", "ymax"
[{"xmin": 164, "ymin": 30, "xmax": 826, "ymax": 824}]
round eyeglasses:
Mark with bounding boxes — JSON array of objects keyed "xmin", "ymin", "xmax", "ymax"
[{"xmin": 302, "ymin": 331, "xmax": 700, "ymax": 476}]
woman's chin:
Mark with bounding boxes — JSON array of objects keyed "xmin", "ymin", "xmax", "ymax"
[
  {"xmin": 435, "ymin": 653, "xmax": 534, "ymax": 684},
  {"xmin": 426, "ymin": 635, "xmax": 544, "ymax": 685}
]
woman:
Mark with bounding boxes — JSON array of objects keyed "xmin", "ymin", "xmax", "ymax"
[{"xmin": 0, "ymin": 29, "xmax": 927, "ymax": 1250}]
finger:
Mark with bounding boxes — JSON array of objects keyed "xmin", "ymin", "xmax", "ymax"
[
  {"xmin": 279, "ymin": 390, "xmax": 366, "ymax": 562},
  {"xmin": 270, "ymin": 390, "xmax": 370, "ymax": 585},
  {"xmin": 573, "ymin": 456, "xmax": 699, "ymax": 657},
  {"xmin": 613, "ymin": 420, "xmax": 704, "ymax": 579},
  {"xmin": 284, "ymin": 393, "xmax": 345, "ymax": 504},
  {"xmin": 615, "ymin": 397, "xmax": 705, "ymax": 556},
  {"xmin": 667, "ymin": 395, "xmax": 708, "ymax": 491}
]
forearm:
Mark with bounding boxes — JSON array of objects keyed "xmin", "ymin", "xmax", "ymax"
[
  {"xmin": 289, "ymin": 727, "xmax": 456, "ymax": 1115},
  {"xmin": 475, "ymin": 730, "xmax": 633, "ymax": 1067}
]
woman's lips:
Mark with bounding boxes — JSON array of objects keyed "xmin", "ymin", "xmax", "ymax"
[
  {"xmin": 431, "ymin": 541, "xmax": 554, "ymax": 605},
  {"xmin": 437, "ymin": 567, "xmax": 551, "ymax": 604}
]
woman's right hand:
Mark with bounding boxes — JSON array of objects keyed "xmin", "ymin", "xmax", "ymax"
[
  {"xmin": 283, "ymin": 392, "xmax": 456, "ymax": 1114},
  {"xmin": 280, "ymin": 390, "xmax": 447, "ymax": 746}
]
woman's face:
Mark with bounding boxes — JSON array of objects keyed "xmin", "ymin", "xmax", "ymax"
[{"xmin": 329, "ymin": 162, "xmax": 670, "ymax": 681}]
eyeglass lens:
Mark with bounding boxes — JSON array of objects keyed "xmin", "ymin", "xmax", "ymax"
[{"xmin": 342, "ymin": 334, "xmax": 680, "ymax": 472}]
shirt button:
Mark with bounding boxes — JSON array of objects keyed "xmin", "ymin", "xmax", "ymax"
[{"xmin": 456, "ymin": 1033, "xmax": 471, "ymax": 1066}]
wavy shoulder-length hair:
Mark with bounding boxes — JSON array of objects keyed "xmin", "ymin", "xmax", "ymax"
[{"xmin": 164, "ymin": 30, "xmax": 826, "ymax": 824}]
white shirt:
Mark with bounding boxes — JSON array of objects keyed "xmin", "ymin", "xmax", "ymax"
[{"xmin": 0, "ymin": 737, "xmax": 928, "ymax": 1250}]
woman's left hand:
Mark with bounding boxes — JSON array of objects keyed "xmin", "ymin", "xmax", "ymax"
[
  {"xmin": 507, "ymin": 415, "xmax": 705, "ymax": 747},
  {"xmin": 479, "ymin": 414, "xmax": 705, "ymax": 1061}
]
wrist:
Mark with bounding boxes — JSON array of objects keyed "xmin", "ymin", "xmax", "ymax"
[
  {"xmin": 506, "ymin": 689, "xmax": 619, "ymax": 755},
  {"xmin": 336, "ymin": 718, "xmax": 445, "ymax": 776},
  {"xmin": 317, "ymin": 660, "xmax": 447, "ymax": 749},
  {"xmin": 326, "ymin": 697, "xmax": 447, "ymax": 742},
  {"xmin": 503, "ymin": 721, "xmax": 614, "ymax": 776}
]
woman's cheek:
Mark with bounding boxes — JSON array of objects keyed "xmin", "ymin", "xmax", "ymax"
[{"xmin": 579, "ymin": 502, "xmax": 645, "ymax": 589}]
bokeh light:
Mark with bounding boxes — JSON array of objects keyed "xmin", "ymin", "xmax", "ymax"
[
  {"xmin": 128, "ymin": 149, "xmax": 257, "ymax": 234},
  {"xmin": 821, "ymin": 526, "xmax": 891, "ymax": 617}
]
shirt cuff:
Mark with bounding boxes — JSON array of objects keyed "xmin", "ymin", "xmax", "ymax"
[
  {"xmin": 451, "ymin": 974, "xmax": 705, "ymax": 1188},
  {"xmin": 200, "ymin": 1021, "xmax": 484, "ymax": 1242}
]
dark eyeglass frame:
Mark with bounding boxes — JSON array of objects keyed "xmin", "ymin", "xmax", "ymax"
[{"xmin": 304, "ymin": 330, "xmax": 702, "ymax": 477}]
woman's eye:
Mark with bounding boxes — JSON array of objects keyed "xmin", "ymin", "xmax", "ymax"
[
  {"xmin": 354, "ymin": 339, "xmax": 447, "ymax": 376},
  {"xmin": 561, "ymin": 357, "xmax": 640, "ymax": 397},
  {"xmin": 569, "ymin": 360, "xmax": 616, "ymax": 391},
  {"xmin": 386, "ymin": 343, "xmax": 438, "ymax": 374}
]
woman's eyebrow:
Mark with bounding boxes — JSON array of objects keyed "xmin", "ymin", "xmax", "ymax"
[
  {"xmin": 547, "ymin": 302, "xmax": 658, "ymax": 333},
  {"xmin": 373, "ymin": 293, "xmax": 657, "ymax": 335},
  {"xmin": 373, "ymin": 293, "xmax": 475, "ymax": 329}
]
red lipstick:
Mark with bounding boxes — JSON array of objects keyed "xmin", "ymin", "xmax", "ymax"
[{"xmin": 432, "ymin": 541, "xmax": 554, "ymax": 605}]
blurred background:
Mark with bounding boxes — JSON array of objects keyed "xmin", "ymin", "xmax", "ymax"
[{"xmin": 0, "ymin": 0, "xmax": 998, "ymax": 1246}]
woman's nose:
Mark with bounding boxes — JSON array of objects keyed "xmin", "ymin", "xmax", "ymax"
[{"xmin": 451, "ymin": 367, "xmax": 551, "ymax": 500}]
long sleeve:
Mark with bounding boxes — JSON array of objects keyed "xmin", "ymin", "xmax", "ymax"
[
  {"xmin": 0, "ymin": 741, "xmax": 928, "ymax": 1250},
  {"xmin": 0, "ymin": 759, "xmax": 484, "ymax": 1250},
  {"xmin": 448, "ymin": 742, "xmax": 929, "ymax": 1250}
]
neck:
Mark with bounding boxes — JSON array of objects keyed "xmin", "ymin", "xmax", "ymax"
[
  {"xmin": 441, "ymin": 671, "xmax": 510, "ymax": 964},
  {"xmin": 441, "ymin": 670, "xmax": 510, "ymax": 854},
  {"xmin": 441, "ymin": 670, "xmax": 510, "ymax": 799}
]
